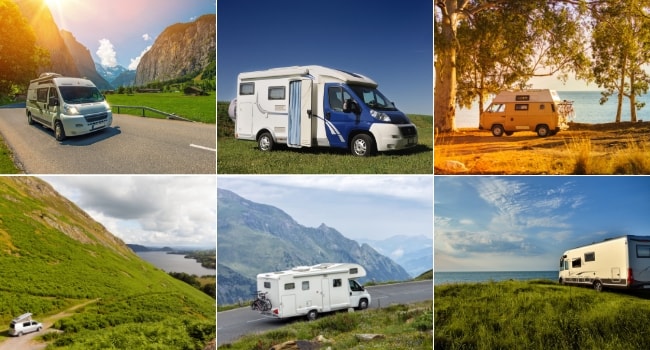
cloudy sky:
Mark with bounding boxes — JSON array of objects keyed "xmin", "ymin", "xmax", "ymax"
[
  {"xmin": 218, "ymin": 176, "xmax": 433, "ymax": 241},
  {"xmin": 41, "ymin": 176, "xmax": 216, "ymax": 248},
  {"xmin": 45, "ymin": 0, "xmax": 215, "ymax": 69},
  {"xmin": 435, "ymin": 176, "xmax": 650, "ymax": 272}
]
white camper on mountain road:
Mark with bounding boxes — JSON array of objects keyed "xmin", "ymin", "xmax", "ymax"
[
  {"xmin": 228, "ymin": 65, "xmax": 418, "ymax": 157},
  {"xmin": 254, "ymin": 263, "xmax": 371, "ymax": 320},
  {"xmin": 559, "ymin": 235, "xmax": 650, "ymax": 291}
]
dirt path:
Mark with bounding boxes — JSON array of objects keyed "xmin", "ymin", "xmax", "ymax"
[
  {"xmin": 0, "ymin": 299, "xmax": 99, "ymax": 350},
  {"xmin": 434, "ymin": 122, "xmax": 650, "ymax": 174}
]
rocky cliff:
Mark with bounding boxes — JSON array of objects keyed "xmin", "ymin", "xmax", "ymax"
[
  {"xmin": 60, "ymin": 30, "xmax": 112, "ymax": 90},
  {"xmin": 135, "ymin": 14, "xmax": 215, "ymax": 86}
]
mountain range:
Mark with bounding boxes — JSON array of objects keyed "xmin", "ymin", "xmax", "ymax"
[
  {"xmin": 359, "ymin": 235, "xmax": 433, "ymax": 277},
  {"xmin": 0, "ymin": 177, "xmax": 214, "ymax": 348},
  {"xmin": 216, "ymin": 188, "xmax": 412, "ymax": 305}
]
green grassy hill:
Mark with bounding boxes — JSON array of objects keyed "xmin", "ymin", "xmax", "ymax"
[{"xmin": 0, "ymin": 177, "xmax": 214, "ymax": 349}]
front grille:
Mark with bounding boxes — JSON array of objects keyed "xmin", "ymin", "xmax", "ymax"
[
  {"xmin": 84, "ymin": 113, "xmax": 107, "ymax": 123},
  {"xmin": 399, "ymin": 126, "xmax": 417, "ymax": 137}
]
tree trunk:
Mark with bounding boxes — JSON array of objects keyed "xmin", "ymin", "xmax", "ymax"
[
  {"xmin": 616, "ymin": 56, "xmax": 626, "ymax": 123},
  {"xmin": 434, "ymin": 1, "xmax": 462, "ymax": 133},
  {"xmin": 629, "ymin": 71, "xmax": 637, "ymax": 122}
]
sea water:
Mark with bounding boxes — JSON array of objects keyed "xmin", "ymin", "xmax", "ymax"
[
  {"xmin": 434, "ymin": 271, "xmax": 557, "ymax": 285},
  {"xmin": 455, "ymin": 91, "xmax": 650, "ymax": 128}
]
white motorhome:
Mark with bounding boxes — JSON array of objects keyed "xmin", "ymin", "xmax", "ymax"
[
  {"xmin": 559, "ymin": 235, "xmax": 650, "ymax": 291},
  {"xmin": 255, "ymin": 263, "xmax": 371, "ymax": 320},
  {"xmin": 26, "ymin": 73, "xmax": 113, "ymax": 141},
  {"xmin": 8, "ymin": 312, "xmax": 42, "ymax": 337},
  {"xmin": 229, "ymin": 65, "xmax": 418, "ymax": 156}
]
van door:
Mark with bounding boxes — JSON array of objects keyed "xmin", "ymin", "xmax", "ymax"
[
  {"xmin": 505, "ymin": 103, "xmax": 530, "ymax": 131},
  {"xmin": 287, "ymin": 79, "xmax": 313, "ymax": 147},
  {"xmin": 322, "ymin": 84, "xmax": 356, "ymax": 149},
  {"xmin": 281, "ymin": 294, "xmax": 296, "ymax": 318},
  {"xmin": 321, "ymin": 279, "xmax": 331, "ymax": 312},
  {"xmin": 46, "ymin": 87, "xmax": 59, "ymax": 126}
]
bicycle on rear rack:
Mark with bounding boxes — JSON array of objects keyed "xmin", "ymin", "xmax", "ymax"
[{"xmin": 251, "ymin": 291, "xmax": 272, "ymax": 312}]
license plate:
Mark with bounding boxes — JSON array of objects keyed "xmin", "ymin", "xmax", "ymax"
[
  {"xmin": 407, "ymin": 137, "xmax": 416, "ymax": 145},
  {"xmin": 92, "ymin": 122, "xmax": 105, "ymax": 130}
]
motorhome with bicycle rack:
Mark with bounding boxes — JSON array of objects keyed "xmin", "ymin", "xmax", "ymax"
[
  {"xmin": 559, "ymin": 235, "xmax": 650, "ymax": 291},
  {"xmin": 26, "ymin": 73, "xmax": 113, "ymax": 141},
  {"xmin": 228, "ymin": 65, "xmax": 418, "ymax": 156},
  {"xmin": 479, "ymin": 89, "xmax": 573, "ymax": 137},
  {"xmin": 254, "ymin": 263, "xmax": 371, "ymax": 320}
]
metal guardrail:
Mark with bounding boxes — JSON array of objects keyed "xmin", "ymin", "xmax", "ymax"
[{"xmin": 111, "ymin": 105, "xmax": 194, "ymax": 122}]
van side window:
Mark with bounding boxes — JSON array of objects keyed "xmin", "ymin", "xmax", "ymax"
[
  {"xmin": 333, "ymin": 279, "xmax": 342, "ymax": 287},
  {"xmin": 486, "ymin": 103, "xmax": 505, "ymax": 113},
  {"xmin": 239, "ymin": 83, "xmax": 254, "ymax": 95},
  {"xmin": 264, "ymin": 282, "xmax": 271, "ymax": 289},
  {"xmin": 327, "ymin": 87, "xmax": 352, "ymax": 112},
  {"xmin": 572, "ymin": 258, "xmax": 581, "ymax": 268},
  {"xmin": 284, "ymin": 283, "xmax": 295, "ymax": 290},
  {"xmin": 584, "ymin": 252, "xmax": 595, "ymax": 262},
  {"xmin": 349, "ymin": 268, "xmax": 358, "ymax": 274},
  {"xmin": 539, "ymin": 104, "xmax": 545, "ymax": 110},
  {"xmin": 516, "ymin": 95, "xmax": 530, "ymax": 101},
  {"xmin": 268, "ymin": 86, "xmax": 285, "ymax": 100},
  {"xmin": 302, "ymin": 281, "xmax": 309, "ymax": 290},
  {"xmin": 514, "ymin": 104, "xmax": 529, "ymax": 111},
  {"xmin": 349, "ymin": 280, "xmax": 364, "ymax": 291},
  {"xmin": 49, "ymin": 87, "xmax": 58, "ymax": 101},
  {"xmin": 37, "ymin": 88, "xmax": 48, "ymax": 103},
  {"xmin": 637, "ymin": 245, "xmax": 650, "ymax": 258}
]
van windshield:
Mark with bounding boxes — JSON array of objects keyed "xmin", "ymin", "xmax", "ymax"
[
  {"xmin": 59, "ymin": 86, "xmax": 105, "ymax": 104},
  {"xmin": 349, "ymin": 85, "xmax": 397, "ymax": 111}
]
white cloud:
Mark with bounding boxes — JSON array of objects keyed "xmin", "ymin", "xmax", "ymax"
[
  {"xmin": 128, "ymin": 45, "xmax": 152, "ymax": 70},
  {"xmin": 96, "ymin": 39, "xmax": 118, "ymax": 68},
  {"xmin": 142, "ymin": 33, "xmax": 152, "ymax": 41},
  {"xmin": 459, "ymin": 218, "xmax": 474, "ymax": 225}
]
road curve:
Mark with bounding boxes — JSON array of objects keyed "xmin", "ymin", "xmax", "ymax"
[
  {"xmin": 0, "ymin": 104, "xmax": 215, "ymax": 174},
  {"xmin": 217, "ymin": 280, "xmax": 432, "ymax": 346}
]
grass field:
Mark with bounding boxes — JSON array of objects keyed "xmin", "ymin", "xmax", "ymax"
[
  {"xmin": 217, "ymin": 102, "xmax": 433, "ymax": 174},
  {"xmin": 435, "ymin": 279, "xmax": 650, "ymax": 349},
  {"xmin": 106, "ymin": 92, "xmax": 216, "ymax": 123}
]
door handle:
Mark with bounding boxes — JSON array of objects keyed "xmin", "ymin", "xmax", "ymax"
[{"xmin": 326, "ymin": 112, "xmax": 331, "ymax": 121}]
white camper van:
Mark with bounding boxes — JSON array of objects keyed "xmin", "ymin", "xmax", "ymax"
[
  {"xmin": 8, "ymin": 313, "xmax": 42, "ymax": 337},
  {"xmin": 26, "ymin": 73, "xmax": 113, "ymax": 141},
  {"xmin": 559, "ymin": 235, "xmax": 650, "ymax": 291},
  {"xmin": 228, "ymin": 65, "xmax": 418, "ymax": 156},
  {"xmin": 255, "ymin": 263, "xmax": 371, "ymax": 320}
]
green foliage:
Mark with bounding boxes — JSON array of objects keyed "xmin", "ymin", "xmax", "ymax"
[
  {"xmin": 106, "ymin": 93, "xmax": 215, "ymax": 123},
  {"xmin": 435, "ymin": 279, "xmax": 650, "ymax": 349}
]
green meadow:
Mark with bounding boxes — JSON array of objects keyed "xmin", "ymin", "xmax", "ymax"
[
  {"xmin": 435, "ymin": 279, "xmax": 650, "ymax": 350},
  {"xmin": 106, "ymin": 93, "xmax": 216, "ymax": 123},
  {"xmin": 216, "ymin": 101, "xmax": 433, "ymax": 174}
]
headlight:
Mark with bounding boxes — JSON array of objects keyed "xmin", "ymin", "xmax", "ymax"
[
  {"xmin": 370, "ymin": 109, "xmax": 391, "ymax": 122},
  {"xmin": 63, "ymin": 104, "xmax": 79, "ymax": 115}
]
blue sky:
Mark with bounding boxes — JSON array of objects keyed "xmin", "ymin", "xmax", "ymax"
[
  {"xmin": 218, "ymin": 176, "xmax": 433, "ymax": 241},
  {"xmin": 46, "ymin": 0, "xmax": 215, "ymax": 69},
  {"xmin": 217, "ymin": 0, "xmax": 433, "ymax": 115},
  {"xmin": 435, "ymin": 176, "xmax": 650, "ymax": 272}
]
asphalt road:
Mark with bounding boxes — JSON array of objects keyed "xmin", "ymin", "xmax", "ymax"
[
  {"xmin": 217, "ymin": 280, "xmax": 433, "ymax": 346},
  {"xmin": 0, "ymin": 103, "xmax": 215, "ymax": 174}
]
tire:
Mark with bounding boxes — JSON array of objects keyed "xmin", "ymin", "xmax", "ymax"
[
  {"xmin": 54, "ymin": 120, "xmax": 66, "ymax": 141},
  {"xmin": 594, "ymin": 280, "xmax": 603, "ymax": 292},
  {"xmin": 358, "ymin": 298, "xmax": 369, "ymax": 310},
  {"xmin": 536, "ymin": 124, "xmax": 550, "ymax": 137},
  {"xmin": 306, "ymin": 310, "xmax": 318, "ymax": 321},
  {"xmin": 350, "ymin": 134, "xmax": 375, "ymax": 157},
  {"xmin": 491, "ymin": 125, "xmax": 505, "ymax": 137},
  {"xmin": 37, "ymin": 327, "xmax": 42, "ymax": 332},
  {"xmin": 18, "ymin": 332, "xmax": 23, "ymax": 337},
  {"xmin": 257, "ymin": 132, "xmax": 274, "ymax": 151},
  {"xmin": 27, "ymin": 112, "xmax": 34, "ymax": 125}
]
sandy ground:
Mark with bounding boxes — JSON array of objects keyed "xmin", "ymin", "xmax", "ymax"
[{"xmin": 434, "ymin": 122, "xmax": 650, "ymax": 174}]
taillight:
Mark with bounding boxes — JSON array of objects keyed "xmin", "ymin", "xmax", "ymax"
[
  {"xmin": 628, "ymin": 268, "xmax": 634, "ymax": 286},
  {"xmin": 273, "ymin": 308, "xmax": 279, "ymax": 315}
]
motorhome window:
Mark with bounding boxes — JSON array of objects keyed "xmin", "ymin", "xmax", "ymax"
[
  {"xmin": 239, "ymin": 83, "xmax": 254, "ymax": 95},
  {"xmin": 268, "ymin": 86, "xmax": 285, "ymax": 100},
  {"xmin": 516, "ymin": 95, "xmax": 530, "ymax": 101},
  {"xmin": 37, "ymin": 88, "xmax": 48, "ymax": 102},
  {"xmin": 349, "ymin": 280, "xmax": 364, "ymax": 291},
  {"xmin": 539, "ymin": 104, "xmax": 545, "ymax": 110},
  {"xmin": 264, "ymin": 282, "xmax": 271, "ymax": 289},
  {"xmin": 58, "ymin": 86, "xmax": 105, "ymax": 103},
  {"xmin": 572, "ymin": 258, "xmax": 581, "ymax": 268},
  {"xmin": 49, "ymin": 87, "xmax": 58, "ymax": 101},
  {"xmin": 349, "ymin": 268, "xmax": 358, "ymax": 274},
  {"xmin": 486, "ymin": 103, "xmax": 505, "ymax": 113},
  {"xmin": 514, "ymin": 104, "xmax": 529, "ymax": 111},
  {"xmin": 333, "ymin": 279, "xmax": 342, "ymax": 287},
  {"xmin": 563, "ymin": 260, "xmax": 568, "ymax": 270},
  {"xmin": 327, "ymin": 87, "xmax": 352, "ymax": 112},
  {"xmin": 637, "ymin": 245, "xmax": 650, "ymax": 258},
  {"xmin": 349, "ymin": 85, "xmax": 397, "ymax": 111},
  {"xmin": 284, "ymin": 283, "xmax": 295, "ymax": 290},
  {"xmin": 302, "ymin": 281, "xmax": 309, "ymax": 290},
  {"xmin": 585, "ymin": 252, "xmax": 595, "ymax": 262}
]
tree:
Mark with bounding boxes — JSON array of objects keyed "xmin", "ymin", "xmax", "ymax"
[
  {"xmin": 435, "ymin": 0, "xmax": 591, "ymax": 132},
  {"xmin": 591, "ymin": 0, "xmax": 650, "ymax": 122},
  {"xmin": 0, "ymin": 0, "xmax": 49, "ymax": 97}
]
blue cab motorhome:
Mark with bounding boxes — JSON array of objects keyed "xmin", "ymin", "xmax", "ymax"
[
  {"xmin": 26, "ymin": 73, "xmax": 112, "ymax": 141},
  {"xmin": 228, "ymin": 65, "xmax": 418, "ymax": 156}
]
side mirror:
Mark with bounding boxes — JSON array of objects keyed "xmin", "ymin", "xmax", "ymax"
[
  {"xmin": 49, "ymin": 97, "xmax": 59, "ymax": 107},
  {"xmin": 343, "ymin": 99, "xmax": 360, "ymax": 114}
]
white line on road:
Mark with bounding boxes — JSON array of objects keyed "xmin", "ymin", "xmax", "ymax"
[{"xmin": 190, "ymin": 144, "xmax": 216, "ymax": 152}]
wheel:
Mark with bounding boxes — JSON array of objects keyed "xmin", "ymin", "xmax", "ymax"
[
  {"xmin": 491, "ymin": 125, "xmax": 505, "ymax": 137},
  {"xmin": 54, "ymin": 120, "xmax": 66, "ymax": 141},
  {"xmin": 257, "ymin": 132, "xmax": 274, "ymax": 151},
  {"xmin": 306, "ymin": 310, "xmax": 318, "ymax": 321},
  {"xmin": 18, "ymin": 331, "xmax": 23, "ymax": 337},
  {"xmin": 536, "ymin": 124, "xmax": 550, "ymax": 137},
  {"xmin": 350, "ymin": 134, "xmax": 375, "ymax": 157},
  {"xmin": 27, "ymin": 112, "xmax": 34, "ymax": 125},
  {"xmin": 594, "ymin": 280, "xmax": 603, "ymax": 292},
  {"xmin": 37, "ymin": 327, "xmax": 42, "ymax": 332},
  {"xmin": 358, "ymin": 298, "xmax": 369, "ymax": 310}
]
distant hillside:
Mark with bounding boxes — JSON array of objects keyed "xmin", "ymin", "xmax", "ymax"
[
  {"xmin": 0, "ymin": 177, "xmax": 214, "ymax": 348},
  {"xmin": 60, "ymin": 30, "xmax": 112, "ymax": 90},
  {"xmin": 110, "ymin": 69, "xmax": 136, "ymax": 87},
  {"xmin": 135, "ymin": 14, "xmax": 215, "ymax": 86},
  {"xmin": 217, "ymin": 188, "xmax": 411, "ymax": 305},
  {"xmin": 94, "ymin": 62, "xmax": 131, "ymax": 86},
  {"xmin": 360, "ymin": 235, "xmax": 433, "ymax": 277}
]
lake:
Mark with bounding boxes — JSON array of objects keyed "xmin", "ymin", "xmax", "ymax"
[
  {"xmin": 455, "ymin": 90, "xmax": 650, "ymax": 128},
  {"xmin": 136, "ymin": 251, "xmax": 216, "ymax": 276},
  {"xmin": 434, "ymin": 271, "xmax": 557, "ymax": 285}
]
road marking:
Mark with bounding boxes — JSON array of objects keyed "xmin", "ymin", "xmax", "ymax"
[
  {"xmin": 190, "ymin": 144, "xmax": 216, "ymax": 152},
  {"xmin": 246, "ymin": 317, "xmax": 268, "ymax": 323}
]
